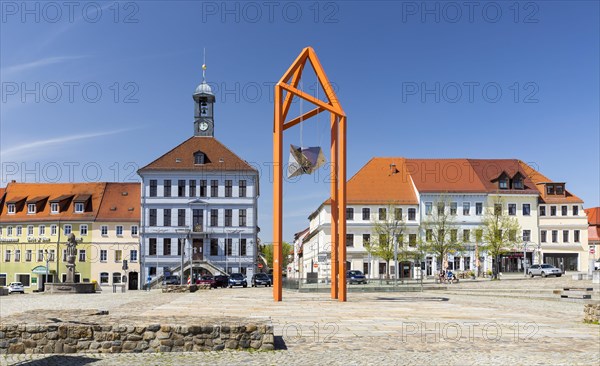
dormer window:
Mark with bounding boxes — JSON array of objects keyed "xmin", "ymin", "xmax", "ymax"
[
  {"xmin": 7, "ymin": 204, "xmax": 15, "ymax": 214},
  {"xmin": 194, "ymin": 151, "xmax": 206, "ymax": 165},
  {"xmin": 499, "ymin": 177, "xmax": 508, "ymax": 189},
  {"xmin": 546, "ymin": 185, "xmax": 555, "ymax": 195},
  {"xmin": 75, "ymin": 202, "xmax": 84, "ymax": 213},
  {"xmin": 27, "ymin": 204, "xmax": 36, "ymax": 214},
  {"xmin": 555, "ymin": 185, "xmax": 564, "ymax": 195},
  {"xmin": 51, "ymin": 203, "xmax": 59, "ymax": 213},
  {"xmin": 513, "ymin": 177, "xmax": 523, "ymax": 189}
]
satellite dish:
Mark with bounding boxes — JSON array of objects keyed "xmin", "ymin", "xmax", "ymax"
[{"xmin": 287, "ymin": 144, "xmax": 326, "ymax": 178}]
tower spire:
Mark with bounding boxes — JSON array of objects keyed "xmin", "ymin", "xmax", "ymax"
[{"xmin": 202, "ymin": 47, "xmax": 207, "ymax": 82}]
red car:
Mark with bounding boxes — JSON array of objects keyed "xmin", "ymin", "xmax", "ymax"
[{"xmin": 197, "ymin": 275, "xmax": 217, "ymax": 288}]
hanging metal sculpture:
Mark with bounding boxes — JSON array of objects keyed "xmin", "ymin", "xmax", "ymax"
[{"xmin": 287, "ymin": 145, "xmax": 326, "ymax": 178}]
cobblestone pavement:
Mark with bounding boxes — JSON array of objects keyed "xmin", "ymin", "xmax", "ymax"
[{"xmin": 1, "ymin": 275, "xmax": 598, "ymax": 365}]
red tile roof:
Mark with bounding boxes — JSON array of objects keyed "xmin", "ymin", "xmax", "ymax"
[
  {"xmin": 519, "ymin": 161, "xmax": 583, "ymax": 203},
  {"xmin": 0, "ymin": 182, "xmax": 107, "ymax": 223},
  {"xmin": 585, "ymin": 207, "xmax": 600, "ymax": 226},
  {"xmin": 468, "ymin": 159, "xmax": 539, "ymax": 195},
  {"xmin": 96, "ymin": 183, "xmax": 141, "ymax": 222},
  {"xmin": 405, "ymin": 159, "xmax": 486, "ymax": 193},
  {"xmin": 139, "ymin": 136, "xmax": 257, "ymax": 173}
]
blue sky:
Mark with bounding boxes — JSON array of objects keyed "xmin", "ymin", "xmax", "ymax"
[{"xmin": 1, "ymin": 1, "xmax": 599, "ymax": 242}]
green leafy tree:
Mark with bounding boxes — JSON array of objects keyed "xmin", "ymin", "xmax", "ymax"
[
  {"xmin": 479, "ymin": 198, "xmax": 521, "ymax": 280},
  {"xmin": 366, "ymin": 204, "xmax": 408, "ymax": 278},
  {"xmin": 260, "ymin": 242, "xmax": 293, "ymax": 272},
  {"xmin": 418, "ymin": 199, "xmax": 466, "ymax": 275}
]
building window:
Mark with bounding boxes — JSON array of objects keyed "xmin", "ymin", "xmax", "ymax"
[
  {"xmin": 5, "ymin": 250, "xmax": 11, "ymax": 262},
  {"xmin": 539, "ymin": 206, "xmax": 546, "ymax": 216},
  {"xmin": 115, "ymin": 226, "xmax": 123, "ymax": 236},
  {"xmin": 78, "ymin": 249, "xmax": 86, "ymax": 262},
  {"xmin": 556, "ymin": 185, "xmax": 564, "ymax": 195},
  {"xmin": 550, "ymin": 206, "xmax": 557, "ymax": 216},
  {"xmin": 226, "ymin": 239, "xmax": 233, "ymax": 256},
  {"xmin": 508, "ymin": 204, "xmax": 516, "ymax": 216},
  {"xmin": 408, "ymin": 234, "xmax": 417, "ymax": 247},
  {"xmin": 130, "ymin": 250, "xmax": 138, "ymax": 262},
  {"xmin": 7, "ymin": 204, "xmax": 15, "ymax": 214},
  {"xmin": 541, "ymin": 230, "xmax": 547, "ymax": 243},
  {"xmin": 38, "ymin": 225, "xmax": 45, "ymax": 236},
  {"xmin": 513, "ymin": 177, "xmax": 524, "ymax": 189},
  {"xmin": 75, "ymin": 202, "xmax": 84, "ymax": 213},
  {"xmin": 177, "ymin": 180, "xmax": 186, "ymax": 197},
  {"xmin": 239, "ymin": 209, "xmax": 247, "ymax": 227},
  {"xmin": 163, "ymin": 180, "xmax": 172, "ymax": 197},
  {"xmin": 346, "ymin": 208, "xmax": 354, "ymax": 221},
  {"xmin": 574, "ymin": 230, "xmax": 580, "ymax": 243},
  {"xmin": 112, "ymin": 272, "xmax": 121, "ymax": 284},
  {"xmin": 362, "ymin": 208, "xmax": 370, "ymax": 220},
  {"xmin": 225, "ymin": 180, "xmax": 233, "ymax": 197},
  {"xmin": 450, "ymin": 229, "xmax": 458, "ymax": 242},
  {"xmin": 239, "ymin": 180, "xmax": 247, "ymax": 197},
  {"xmin": 463, "ymin": 202, "xmax": 470, "ymax": 216},
  {"xmin": 211, "ymin": 180, "xmax": 218, "ymax": 197},
  {"xmin": 563, "ymin": 230, "xmax": 569, "ymax": 243},
  {"xmin": 16, "ymin": 274, "xmax": 30, "ymax": 287},
  {"xmin": 177, "ymin": 239, "xmax": 183, "ymax": 256},
  {"xmin": 437, "ymin": 202, "xmax": 445, "ymax": 215},
  {"xmin": 14, "ymin": 250, "xmax": 21, "ymax": 262},
  {"xmin": 499, "ymin": 178, "xmax": 508, "ymax": 189},
  {"xmin": 37, "ymin": 250, "xmax": 43, "ymax": 262},
  {"xmin": 16, "ymin": 226, "xmax": 22, "ymax": 236},
  {"xmin": 408, "ymin": 208, "xmax": 416, "ymax": 221},
  {"xmin": 493, "ymin": 204, "xmax": 502, "ymax": 216},
  {"xmin": 346, "ymin": 234, "xmax": 354, "ymax": 247},
  {"xmin": 426, "ymin": 229, "xmax": 433, "ymax": 242},
  {"xmin": 546, "ymin": 185, "xmax": 554, "ymax": 195},
  {"xmin": 189, "ymin": 180, "xmax": 196, "ymax": 197},
  {"xmin": 51, "ymin": 203, "xmax": 59, "ymax": 213},
  {"xmin": 149, "ymin": 180, "xmax": 157, "ymax": 197},
  {"xmin": 78, "ymin": 225, "xmax": 87, "ymax": 236},
  {"xmin": 149, "ymin": 238, "xmax": 157, "ymax": 256},
  {"xmin": 200, "ymin": 180, "xmax": 207, "ymax": 197},
  {"xmin": 394, "ymin": 208, "xmax": 402, "ymax": 221},
  {"xmin": 425, "ymin": 202, "xmax": 433, "ymax": 215},
  {"xmin": 551, "ymin": 230, "xmax": 558, "ymax": 243},
  {"xmin": 149, "ymin": 209, "xmax": 157, "ymax": 227},
  {"xmin": 131, "ymin": 226, "xmax": 138, "ymax": 235},
  {"xmin": 115, "ymin": 250, "xmax": 122, "ymax": 262},
  {"xmin": 0, "ymin": 274, "xmax": 5, "ymax": 287},
  {"xmin": 49, "ymin": 250, "xmax": 55, "ymax": 261},
  {"xmin": 210, "ymin": 209, "xmax": 218, "ymax": 226},
  {"xmin": 163, "ymin": 238, "xmax": 171, "ymax": 255},
  {"xmin": 149, "ymin": 267, "xmax": 156, "ymax": 276},
  {"xmin": 100, "ymin": 272, "xmax": 109, "ymax": 284},
  {"xmin": 522, "ymin": 204, "xmax": 531, "ymax": 216},
  {"xmin": 561, "ymin": 206, "xmax": 567, "ymax": 216},
  {"xmin": 64, "ymin": 225, "xmax": 72, "ymax": 235},
  {"xmin": 178, "ymin": 209, "xmax": 186, "ymax": 226},
  {"xmin": 27, "ymin": 225, "xmax": 34, "ymax": 236},
  {"xmin": 27, "ymin": 204, "xmax": 36, "ymax": 214},
  {"xmin": 194, "ymin": 152, "xmax": 205, "ymax": 165},
  {"xmin": 571, "ymin": 205, "xmax": 579, "ymax": 216},
  {"xmin": 224, "ymin": 209, "xmax": 232, "ymax": 227},
  {"xmin": 240, "ymin": 239, "xmax": 247, "ymax": 256},
  {"xmin": 100, "ymin": 250, "xmax": 107, "ymax": 262},
  {"xmin": 362, "ymin": 234, "xmax": 370, "ymax": 246},
  {"xmin": 378, "ymin": 208, "xmax": 387, "ymax": 220},
  {"xmin": 163, "ymin": 209, "xmax": 172, "ymax": 227},
  {"xmin": 51, "ymin": 225, "xmax": 57, "ymax": 236},
  {"xmin": 210, "ymin": 239, "xmax": 219, "ymax": 256},
  {"xmin": 463, "ymin": 229, "xmax": 470, "ymax": 242},
  {"xmin": 101, "ymin": 225, "xmax": 108, "ymax": 236},
  {"xmin": 475, "ymin": 202, "xmax": 483, "ymax": 215},
  {"xmin": 509, "ymin": 230, "xmax": 517, "ymax": 242},
  {"xmin": 450, "ymin": 202, "xmax": 457, "ymax": 216},
  {"xmin": 523, "ymin": 230, "xmax": 531, "ymax": 242},
  {"xmin": 475, "ymin": 230, "xmax": 483, "ymax": 242}
]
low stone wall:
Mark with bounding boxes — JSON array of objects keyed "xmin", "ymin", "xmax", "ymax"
[
  {"xmin": 161, "ymin": 285, "xmax": 199, "ymax": 293},
  {"xmin": 0, "ymin": 310, "xmax": 274, "ymax": 354},
  {"xmin": 583, "ymin": 302, "xmax": 600, "ymax": 324}
]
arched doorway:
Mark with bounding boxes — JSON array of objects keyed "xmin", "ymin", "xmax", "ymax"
[{"xmin": 128, "ymin": 271, "xmax": 139, "ymax": 290}]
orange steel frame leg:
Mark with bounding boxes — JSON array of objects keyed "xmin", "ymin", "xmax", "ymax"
[{"xmin": 272, "ymin": 47, "xmax": 347, "ymax": 302}]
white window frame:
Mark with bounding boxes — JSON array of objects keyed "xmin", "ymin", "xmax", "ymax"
[
  {"xmin": 4, "ymin": 250, "xmax": 11, "ymax": 262},
  {"xmin": 75, "ymin": 202, "xmax": 84, "ymax": 213},
  {"xmin": 25, "ymin": 249, "xmax": 32, "ymax": 262},
  {"xmin": 27, "ymin": 225, "xmax": 34, "ymax": 236},
  {"xmin": 101, "ymin": 226, "xmax": 108, "ymax": 236},
  {"xmin": 64, "ymin": 225, "xmax": 72, "ymax": 235},
  {"xmin": 51, "ymin": 225, "xmax": 57, "ymax": 236},
  {"xmin": 27, "ymin": 204, "xmax": 36, "ymax": 214},
  {"xmin": 37, "ymin": 250, "xmax": 44, "ymax": 262},
  {"xmin": 425, "ymin": 202, "xmax": 433, "ymax": 216},
  {"xmin": 116, "ymin": 226, "xmax": 124, "ymax": 236},
  {"xmin": 100, "ymin": 272, "xmax": 109, "ymax": 284},
  {"xmin": 80, "ymin": 225, "xmax": 88, "ymax": 236},
  {"xmin": 475, "ymin": 202, "xmax": 483, "ymax": 216},
  {"xmin": 100, "ymin": 250, "xmax": 107, "ymax": 262},
  {"xmin": 131, "ymin": 225, "xmax": 138, "ymax": 236},
  {"xmin": 14, "ymin": 273, "xmax": 31, "ymax": 287},
  {"xmin": 78, "ymin": 249, "xmax": 86, "ymax": 262},
  {"xmin": 39, "ymin": 225, "xmax": 46, "ymax": 236},
  {"xmin": 130, "ymin": 250, "xmax": 138, "ymax": 262},
  {"xmin": 7, "ymin": 204, "xmax": 15, "ymax": 214},
  {"xmin": 450, "ymin": 202, "xmax": 458, "ymax": 216},
  {"xmin": 463, "ymin": 202, "xmax": 471, "ymax": 216},
  {"xmin": 115, "ymin": 250, "xmax": 123, "ymax": 262},
  {"xmin": 522, "ymin": 204, "xmax": 531, "ymax": 216},
  {"xmin": 50, "ymin": 203, "xmax": 59, "ymax": 213},
  {"xmin": 14, "ymin": 249, "xmax": 21, "ymax": 262},
  {"xmin": 508, "ymin": 203, "xmax": 517, "ymax": 216},
  {"xmin": 16, "ymin": 226, "xmax": 22, "ymax": 236},
  {"xmin": 7, "ymin": 226, "xmax": 13, "ymax": 237}
]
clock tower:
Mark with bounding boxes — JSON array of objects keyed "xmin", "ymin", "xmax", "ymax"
[{"xmin": 193, "ymin": 64, "xmax": 215, "ymax": 137}]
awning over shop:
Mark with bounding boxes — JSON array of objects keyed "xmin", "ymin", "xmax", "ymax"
[{"xmin": 31, "ymin": 266, "xmax": 54, "ymax": 274}]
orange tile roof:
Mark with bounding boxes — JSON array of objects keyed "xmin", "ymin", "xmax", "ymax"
[
  {"xmin": 139, "ymin": 136, "xmax": 257, "ymax": 173},
  {"xmin": 585, "ymin": 207, "xmax": 600, "ymax": 226},
  {"xmin": 519, "ymin": 161, "xmax": 583, "ymax": 203},
  {"xmin": 0, "ymin": 182, "xmax": 107, "ymax": 223},
  {"xmin": 468, "ymin": 159, "xmax": 539, "ymax": 194},
  {"xmin": 588, "ymin": 227, "xmax": 600, "ymax": 243},
  {"xmin": 96, "ymin": 183, "xmax": 141, "ymax": 222},
  {"xmin": 405, "ymin": 159, "xmax": 487, "ymax": 193}
]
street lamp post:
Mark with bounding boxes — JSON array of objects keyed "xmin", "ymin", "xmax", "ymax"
[{"xmin": 44, "ymin": 249, "xmax": 50, "ymax": 291}]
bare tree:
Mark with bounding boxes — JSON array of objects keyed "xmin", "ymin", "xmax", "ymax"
[
  {"xmin": 365, "ymin": 204, "xmax": 408, "ymax": 279},
  {"xmin": 479, "ymin": 197, "xmax": 521, "ymax": 280},
  {"xmin": 418, "ymin": 199, "xmax": 466, "ymax": 276}
]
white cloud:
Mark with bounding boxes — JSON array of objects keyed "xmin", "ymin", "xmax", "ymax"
[{"xmin": 1, "ymin": 56, "xmax": 87, "ymax": 77}]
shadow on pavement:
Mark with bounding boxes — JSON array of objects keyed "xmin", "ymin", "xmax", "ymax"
[
  {"xmin": 274, "ymin": 335, "xmax": 288, "ymax": 350},
  {"xmin": 9, "ymin": 355, "xmax": 99, "ymax": 366},
  {"xmin": 375, "ymin": 296, "xmax": 449, "ymax": 302}
]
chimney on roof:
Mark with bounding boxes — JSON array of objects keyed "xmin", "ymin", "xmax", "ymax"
[
  {"xmin": 389, "ymin": 163, "xmax": 398, "ymax": 175},
  {"xmin": 122, "ymin": 192, "xmax": 128, "ymax": 196}
]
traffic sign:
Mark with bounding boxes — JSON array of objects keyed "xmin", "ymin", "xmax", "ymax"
[
  {"xmin": 590, "ymin": 248, "xmax": 595, "ymax": 254},
  {"xmin": 313, "ymin": 263, "xmax": 318, "ymax": 268}
]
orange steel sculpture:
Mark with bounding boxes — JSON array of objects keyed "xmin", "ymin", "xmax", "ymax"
[{"xmin": 272, "ymin": 47, "xmax": 347, "ymax": 302}]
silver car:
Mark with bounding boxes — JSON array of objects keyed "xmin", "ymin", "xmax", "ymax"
[
  {"xmin": 528, "ymin": 264, "xmax": 562, "ymax": 278},
  {"xmin": 8, "ymin": 282, "xmax": 25, "ymax": 294}
]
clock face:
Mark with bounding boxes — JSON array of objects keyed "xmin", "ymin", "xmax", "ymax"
[{"xmin": 199, "ymin": 122, "xmax": 209, "ymax": 131}]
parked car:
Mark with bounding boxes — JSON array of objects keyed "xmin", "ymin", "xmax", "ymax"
[
  {"xmin": 8, "ymin": 282, "xmax": 24, "ymax": 294},
  {"xmin": 213, "ymin": 275, "xmax": 229, "ymax": 288},
  {"xmin": 251, "ymin": 273, "xmax": 272, "ymax": 287},
  {"xmin": 228, "ymin": 273, "xmax": 248, "ymax": 288},
  {"xmin": 594, "ymin": 260, "xmax": 600, "ymax": 270},
  {"xmin": 528, "ymin": 264, "xmax": 562, "ymax": 278},
  {"xmin": 197, "ymin": 275, "xmax": 216, "ymax": 288},
  {"xmin": 162, "ymin": 275, "xmax": 181, "ymax": 285},
  {"xmin": 346, "ymin": 270, "xmax": 367, "ymax": 284}
]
